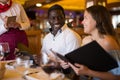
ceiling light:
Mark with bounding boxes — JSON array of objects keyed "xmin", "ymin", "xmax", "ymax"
[{"xmin": 36, "ymin": 3, "xmax": 42, "ymax": 7}]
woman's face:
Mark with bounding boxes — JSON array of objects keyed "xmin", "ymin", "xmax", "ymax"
[
  {"xmin": 82, "ymin": 10, "xmax": 97, "ymax": 34},
  {"xmin": 0, "ymin": 0, "xmax": 9, "ymax": 4}
]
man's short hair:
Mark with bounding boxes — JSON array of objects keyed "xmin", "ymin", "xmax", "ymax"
[{"xmin": 48, "ymin": 4, "xmax": 65, "ymax": 17}]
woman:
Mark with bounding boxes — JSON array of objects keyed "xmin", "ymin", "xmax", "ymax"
[
  {"xmin": 70, "ymin": 5, "xmax": 120, "ymax": 80},
  {"xmin": 61, "ymin": 5, "xmax": 120, "ymax": 80},
  {"xmin": 0, "ymin": 0, "xmax": 30, "ymax": 60}
]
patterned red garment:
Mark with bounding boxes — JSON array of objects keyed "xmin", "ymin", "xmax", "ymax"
[{"xmin": 0, "ymin": 0, "xmax": 12, "ymax": 13}]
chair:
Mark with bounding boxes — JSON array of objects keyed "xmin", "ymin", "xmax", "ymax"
[
  {"xmin": 115, "ymin": 28, "xmax": 120, "ymax": 44},
  {"xmin": 0, "ymin": 61, "xmax": 6, "ymax": 79},
  {"xmin": 25, "ymin": 30, "xmax": 41, "ymax": 55}
]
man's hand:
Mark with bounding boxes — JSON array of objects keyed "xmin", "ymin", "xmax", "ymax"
[{"xmin": 59, "ymin": 60, "xmax": 69, "ymax": 69}]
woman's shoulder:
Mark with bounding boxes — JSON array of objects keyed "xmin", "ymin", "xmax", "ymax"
[
  {"xmin": 100, "ymin": 35, "xmax": 120, "ymax": 51},
  {"xmin": 82, "ymin": 36, "xmax": 93, "ymax": 45},
  {"xmin": 82, "ymin": 35, "xmax": 120, "ymax": 51}
]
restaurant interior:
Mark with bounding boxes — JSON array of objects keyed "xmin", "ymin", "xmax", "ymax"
[
  {"xmin": 0, "ymin": 0, "xmax": 120, "ymax": 79},
  {"xmin": 12, "ymin": 0, "xmax": 120, "ymax": 55}
]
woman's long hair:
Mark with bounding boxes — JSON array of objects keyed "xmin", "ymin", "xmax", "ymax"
[{"xmin": 86, "ymin": 5, "xmax": 119, "ymax": 44}]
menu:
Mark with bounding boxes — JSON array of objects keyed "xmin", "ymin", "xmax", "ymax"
[{"xmin": 56, "ymin": 41, "xmax": 118, "ymax": 72}]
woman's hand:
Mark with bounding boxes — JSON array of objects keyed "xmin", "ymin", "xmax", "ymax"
[
  {"xmin": 12, "ymin": 22, "xmax": 21, "ymax": 28},
  {"xmin": 68, "ymin": 63, "xmax": 90, "ymax": 75},
  {"xmin": 7, "ymin": 22, "xmax": 21, "ymax": 29},
  {"xmin": 4, "ymin": 16, "xmax": 21, "ymax": 29}
]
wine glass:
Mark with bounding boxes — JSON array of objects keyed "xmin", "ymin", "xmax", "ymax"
[
  {"xmin": 15, "ymin": 56, "xmax": 33, "ymax": 76},
  {"xmin": 0, "ymin": 42, "xmax": 10, "ymax": 60},
  {"xmin": 0, "ymin": 45, "xmax": 4, "ymax": 60},
  {"xmin": 41, "ymin": 49, "xmax": 61, "ymax": 74}
]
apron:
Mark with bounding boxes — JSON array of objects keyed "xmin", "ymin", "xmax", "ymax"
[{"xmin": 0, "ymin": 28, "xmax": 28, "ymax": 60}]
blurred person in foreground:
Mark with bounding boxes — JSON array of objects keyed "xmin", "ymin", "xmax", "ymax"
[
  {"xmin": 41, "ymin": 4, "xmax": 81, "ymax": 68},
  {"xmin": 0, "ymin": 0, "xmax": 30, "ymax": 60},
  {"xmin": 61, "ymin": 5, "xmax": 120, "ymax": 80}
]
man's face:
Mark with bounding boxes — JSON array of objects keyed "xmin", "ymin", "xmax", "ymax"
[{"xmin": 48, "ymin": 10, "xmax": 65, "ymax": 32}]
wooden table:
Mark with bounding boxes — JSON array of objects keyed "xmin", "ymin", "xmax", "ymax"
[
  {"xmin": 3, "ymin": 69, "xmax": 24, "ymax": 80},
  {"xmin": 3, "ymin": 67, "xmax": 50, "ymax": 80},
  {"xmin": 3, "ymin": 66, "xmax": 70, "ymax": 80}
]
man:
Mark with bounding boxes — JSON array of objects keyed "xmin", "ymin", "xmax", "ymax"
[{"xmin": 41, "ymin": 4, "xmax": 81, "ymax": 66}]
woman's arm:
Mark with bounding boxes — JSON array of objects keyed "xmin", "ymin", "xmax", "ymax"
[
  {"xmin": 69, "ymin": 63, "xmax": 119, "ymax": 80},
  {"xmin": 18, "ymin": 3, "xmax": 30, "ymax": 30}
]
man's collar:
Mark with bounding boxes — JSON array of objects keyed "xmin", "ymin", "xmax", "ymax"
[{"xmin": 61, "ymin": 24, "xmax": 67, "ymax": 31}]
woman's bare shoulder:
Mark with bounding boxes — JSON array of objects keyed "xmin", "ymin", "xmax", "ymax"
[
  {"xmin": 101, "ymin": 36, "xmax": 120, "ymax": 51},
  {"xmin": 82, "ymin": 36, "xmax": 93, "ymax": 45}
]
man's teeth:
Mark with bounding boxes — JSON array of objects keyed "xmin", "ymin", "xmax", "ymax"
[{"xmin": 54, "ymin": 25, "xmax": 60, "ymax": 27}]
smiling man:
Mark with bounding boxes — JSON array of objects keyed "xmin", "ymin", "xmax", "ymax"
[{"xmin": 41, "ymin": 4, "xmax": 82, "ymax": 65}]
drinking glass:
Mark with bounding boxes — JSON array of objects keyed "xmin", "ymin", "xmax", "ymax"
[
  {"xmin": 15, "ymin": 56, "xmax": 33, "ymax": 76},
  {"xmin": 0, "ymin": 42, "xmax": 10, "ymax": 60},
  {"xmin": 0, "ymin": 46, "xmax": 4, "ymax": 60},
  {"xmin": 41, "ymin": 49, "xmax": 61, "ymax": 74}
]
